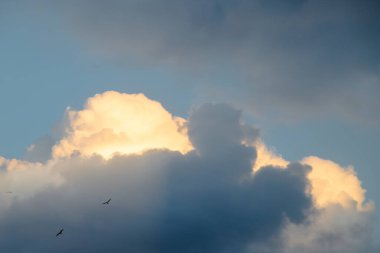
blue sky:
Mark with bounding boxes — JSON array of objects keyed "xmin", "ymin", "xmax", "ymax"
[
  {"xmin": 0, "ymin": 3, "xmax": 193, "ymax": 157},
  {"xmin": 1, "ymin": 1, "xmax": 379, "ymax": 252}
]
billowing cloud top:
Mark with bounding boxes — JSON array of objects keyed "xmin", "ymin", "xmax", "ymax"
[
  {"xmin": 52, "ymin": 91, "xmax": 192, "ymax": 159},
  {"xmin": 0, "ymin": 91, "xmax": 377, "ymax": 252}
]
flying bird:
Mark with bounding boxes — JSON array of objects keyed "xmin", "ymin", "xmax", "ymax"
[
  {"xmin": 56, "ymin": 228, "xmax": 64, "ymax": 237},
  {"xmin": 102, "ymin": 198, "xmax": 112, "ymax": 205}
]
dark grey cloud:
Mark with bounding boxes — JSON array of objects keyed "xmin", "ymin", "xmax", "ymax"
[
  {"xmin": 54, "ymin": 0, "xmax": 380, "ymax": 123},
  {"xmin": 0, "ymin": 104, "xmax": 312, "ymax": 253},
  {"xmin": 188, "ymin": 103, "xmax": 259, "ymax": 156}
]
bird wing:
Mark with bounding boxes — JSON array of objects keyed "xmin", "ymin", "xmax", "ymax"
[
  {"xmin": 102, "ymin": 198, "xmax": 111, "ymax": 204},
  {"xmin": 56, "ymin": 229, "xmax": 63, "ymax": 236}
]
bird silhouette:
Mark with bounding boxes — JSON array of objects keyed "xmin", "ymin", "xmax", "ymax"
[
  {"xmin": 102, "ymin": 198, "xmax": 111, "ymax": 205},
  {"xmin": 56, "ymin": 228, "xmax": 64, "ymax": 237}
]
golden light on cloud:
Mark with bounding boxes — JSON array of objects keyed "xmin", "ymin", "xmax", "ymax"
[
  {"xmin": 52, "ymin": 91, "xmax": 193, "ymax": 159},
  {"xmin": 301, "ymin": 156, "xmax": 374, "ymax": 211},
  {"xmin": 1, "ymin": 91, "xmax": 374, "ymax": 216},
  {"xmin": 253, "ymin": 140, "xmax": 288, "ymax": 170},
  {"xmin": 253, "ymin": 141, "xmax": 373, "ymax": 211}
]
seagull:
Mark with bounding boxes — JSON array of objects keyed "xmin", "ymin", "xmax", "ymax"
[
  {"xmin": 102, "ymin": 198, "xmax": 112, "ymax": 205},
  {"xmin": 56, "ymin": 228, "xmax": 64, "ymax": 237}
]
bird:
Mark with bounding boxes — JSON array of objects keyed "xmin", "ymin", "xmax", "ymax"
[
  {"xmin": 56, "ymin": 228, "xmax": 64, "ymax": 237},
  {"xmin": 102, "ymin": 198, "xmax": 112, "ymax": 205}
]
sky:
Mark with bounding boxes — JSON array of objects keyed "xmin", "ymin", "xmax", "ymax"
[{"xmin": 0, "ymin": 0, "xmax": 379, "ymax": 252}]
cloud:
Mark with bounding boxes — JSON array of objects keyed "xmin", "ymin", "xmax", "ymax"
[
  {"xmin": 52, "ymin": 91, "xmax": 192, "ymax": 159},
  {"xmin": 301, "ymin": 156, "xmax": 374, "ymax": 211},
  {"xmin": 283, "ymin": 204, "xmax": 376, "ymax": 253},
  {"xmin": 0, "ymin": 157, "xmax": 64, "ymax": 214},
  {"xmin": 253, "ymin": 140, "xmax": 376, "ymax": 252},
  {"xmin": 0, "ymin": 99, "xmax": 312, "ymax": 252},
  {"xmin": 24, "ymin": 135, "xmax": 56, "ymax": 163},
  {"xmin": 53, "ymin": 0, "xmax": 380, "ymax": 123},
  {"xmin": 254, "ymin": 140, "xmax": 288, "ymax": 170},
  {"xmin": 254, "ymin": 141, "xmax": 374, "ymax": 211},
  {"xmin": 0, "ymin": 91, "xmax": 376, "ymax": 252},
  {"xmin": 188, "ymin": 103, "xmax": 259, "ymax": 156}
]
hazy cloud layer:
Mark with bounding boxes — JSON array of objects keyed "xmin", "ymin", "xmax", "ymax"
[{"xmin": 55, "ymin": 0, "xmax": 380, "ymax": 122}]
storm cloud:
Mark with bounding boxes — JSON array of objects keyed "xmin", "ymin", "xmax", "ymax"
[
  {"xmin": 0, "ymin": 92, "xmax": 376, "ymax": 252},
  {"xmin": 0, "ymin": 103, "xmax": 312, "ymax": 252}
]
